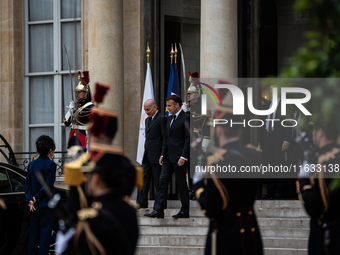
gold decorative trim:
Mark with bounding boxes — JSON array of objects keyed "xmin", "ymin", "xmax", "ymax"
[{"xmin": 195, "ymin": 188, "xmax": 204, "ymax": 200}]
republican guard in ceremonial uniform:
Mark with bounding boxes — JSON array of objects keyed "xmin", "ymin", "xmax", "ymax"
[
  {"xmin": 297, "ymin": 120, "xmax": 340, "ymax": 255},
  {"xmin": 57, "ymin": 82, "xmax": 141, "ymax": 255},
  {"xmin": 64, "ymin": 71, "xmax": 94, "ymax": 151},
  {"xmin": 193, "ymin": 105, "xmax": 263, "ymax": 255}
]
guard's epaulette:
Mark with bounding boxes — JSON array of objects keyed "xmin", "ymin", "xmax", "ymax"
[
  {"xmin": 318, "ymin": 147, "xmax": 340, "ymax": 164},
  {"xmin": 207, "ymin": 149, "xmax": 227, "ymax": 166},
  {"xmin": 246, "ymin": 143, "xmax": 262, "ymax": 152},
  {"xmin": 77, "ymin": 202, "xmax": 102, "ymax": 221},
  {"xmin": 77, "ymin": 208, "xmax": 98, "ymax": 221}
]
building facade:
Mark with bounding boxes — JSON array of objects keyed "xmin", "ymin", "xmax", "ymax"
[{"xmin": 0, "ymin": 0, "xmax": 308, "ymax": 163}]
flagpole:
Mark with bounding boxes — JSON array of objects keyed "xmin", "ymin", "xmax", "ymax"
[
  {"xmin": 170, "ymin": 44, "xmax": 174, "ymax": 64},
  {"xmin": 136, "ymin": 43, "xmax": 154, "ymax": 164},
  {"xmin": 174, "ymin": 43, "xmax": 177, "ymax": 64},
  {"xmin": 146, "ymin": 42, "xmax": 150, "ymax": 63}
]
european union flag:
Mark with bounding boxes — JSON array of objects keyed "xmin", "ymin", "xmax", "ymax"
[{"xmin": 165, "ymin": 63, "xmax": 174, "ymax": 117}]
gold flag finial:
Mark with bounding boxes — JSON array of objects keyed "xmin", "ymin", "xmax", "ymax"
[
  {"xmin": 174, "ymin": 43, "xmax": 178, "ymax": 64},
  {"xmin": 146, "ymin": 43, "xmax": 151, "ymax": 63},
  {"xmin": 170, "ymin": 44, "xmax": 174, "ymax": 65}
]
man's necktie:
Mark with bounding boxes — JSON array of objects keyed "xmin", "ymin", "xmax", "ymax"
[
  {"xmin": 171, "ymin": 115, "xmax": 177, "ymax": 127},
  {"xmin": 147, "ymin": 117, "xmax": 152, "ymax": 127}
]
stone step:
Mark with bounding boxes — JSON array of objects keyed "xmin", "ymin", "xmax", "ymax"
[
  {"xmin": 141, "ymin": 200, "xmax": 306, "ymax": 210},
  {"xmin": 138, "ymin": 216, "xmax": 209, "ymax": 227},
  {"xmin": 137, "ymin": 208, "xmax": 205, "ymax": 218},
  {"xmin": 264, "ymin": 247, "xmax": 307, "ymax": 255},
  {"xmin": 256, "ymin": 208, "xmax": 308, "ymax": 218},
  {"xmin": 139, "ymin": 226, "xmax": 208, "ymax": 236},
  {"xmin": 137, "ymin": 235, "xmax": 206, "ymax": 247},
  {"xmin": 255, "ymin": 200, "xmax": 304, "ymax": 210},
  {"xmin": 260, "ymin": 227, "xmax": 309, "ymax": 238},
  {"xmin": 263, "ymin": 237, "xmax": 308, "ymax": 249},
  {"xmin": 136, "ymin": 246, "xmax": 204, "ymax": 255},
  {"xmin": 257, "ymin": 218, "xmax": 310, "ymax": 229}
]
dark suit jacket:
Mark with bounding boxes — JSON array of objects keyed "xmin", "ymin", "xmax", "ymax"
[
  {"xmin": 163, "ymin": 110, "xmax": 190, "ymax": 164},
  {"xmin": 24, "ymin": 155, "xmax": 56, "ymax": 208},
  {"xmin": 144, "ymin": 111, "xmax": 166, "ymax": 164},
  {"xmin": 260, "ymin": 100, "xmax": 293, "ymax": 149}
]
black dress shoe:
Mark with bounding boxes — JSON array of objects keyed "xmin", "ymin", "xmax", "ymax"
[
  {"xmin": 144, "ymin": 210, "xmax": 164, "ymax": 218},
  {"xmin": 139, "ymin": 204, "xmax": 148, "ymax": 209},
  {"xmin": 172, "ymin": 211, "xmax": 189, "ymax": 218}
]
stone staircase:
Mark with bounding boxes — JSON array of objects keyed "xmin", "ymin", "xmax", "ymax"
[{"xmin": 135, "ymin": 200, "xmax": 310, "ymax": 255}]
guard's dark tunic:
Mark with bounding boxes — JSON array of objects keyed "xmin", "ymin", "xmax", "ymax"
[
  {"xmin": 194, "ymin": 140, "xmax": 263, "ymax": 255},
  {"xmin": 298, "ymin": 143, "xmax": 340, "ymax": 255},
  {"xmin": 65, "ymin": 192, "xmax": 139, "ymax": 255}
]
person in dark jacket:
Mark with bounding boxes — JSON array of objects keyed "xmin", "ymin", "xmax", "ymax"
[
  {"xmin": 193, "ymin": 105, "xmax": 263, "ymax": 255},
  {"xmin": 137, "ymin": 99, "xmax": 166, "ymax": 208},
  {"xmin": 297, "ymin": 120, "xmax": 340, "ymax": 255},
  {"xmin": 24, "ymin": 135, "xmax": 56, "ymax": 255}
]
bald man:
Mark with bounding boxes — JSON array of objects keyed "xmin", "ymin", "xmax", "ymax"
[{"xmin": 137, "ymin": 99, "xmax": 166, "ymax": 208}]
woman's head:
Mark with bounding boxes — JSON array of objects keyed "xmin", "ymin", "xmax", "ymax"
[{"xmin": 36, "ymin": 135, "xmax": 55, "ymax": 156}]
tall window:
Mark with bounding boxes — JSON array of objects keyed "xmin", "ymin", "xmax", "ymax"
[{"xmin": 24, "ymin": 0, "xmax": 81, "ymax": 152}]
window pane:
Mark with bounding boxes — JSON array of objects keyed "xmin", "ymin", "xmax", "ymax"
[
  {"xmin": 62, "ymin": 74, "xmax": 78, "ymax": 117},
  {"xmin": 30, "ymin": 128, "xmax": 54, "ymax": 152},
  {"xmin": 0, "ymin": 169, "xmax": 11, "ymax": 193},
  {"xmin": 61, "ymin": 22, "xmax": 81, "ymax": 71},
  {"xmin": 29, "ymin": 24, "xmax": 54, "ymax": 72},
  {"xmin": 61, "ymin": 0, "xmax": 81, "ymax": 19},
  {"xmin": 62, "ymin": 126, "xmax": 71, "ymax": 152},
  {"xmin": 29, "ymin": 0, "xmax": 53, "ymax": 21},
  {"xmin": 8, "ymin": 171, "xmax": 25, "ymax": 192},
  {"xmin": 29, "ymin": 76, "xmax": 54, "ymax": 124}
]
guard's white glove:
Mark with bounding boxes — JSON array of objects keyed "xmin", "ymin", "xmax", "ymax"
[
  {"xmin": 68, "ymin": 101, "xmax": 75, "ymax": 111},
  {"xmin": 56, "ymin": 228, "xmax": 76, "ymax": 255},
  {"xmin": 181, "ymin": 103, "xmax": 188, "ymax": 112}
]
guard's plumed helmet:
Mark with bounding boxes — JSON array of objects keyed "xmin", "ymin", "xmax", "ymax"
[
  {"xmin": 74, "ymin": 71, "xmax": 92, "ymax": 102},
  {"xmin": 186, "ymin": 71, "xmax": 201, "ymax": 95},
  {"xmin": 74, "ymin": 71, "xmax": 90, "ymax": 93}
]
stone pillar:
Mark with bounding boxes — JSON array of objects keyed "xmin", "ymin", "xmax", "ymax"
[
  {"xmin": 200, "ymin": 0, "xmax": 238, "ymax": 78},
  {"xmin": 0, "ymin": 0, "xmax": 24, "ymax": 153},
  {"xmin": 123, "ymin": 0, "xmax": 143, "ymax": 162},
  {"xmin": 88, "ymin": 0, "xmax": 124, "ymax": 147}
]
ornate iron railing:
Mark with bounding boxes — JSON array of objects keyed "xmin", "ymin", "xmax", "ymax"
[{"xmin": 13, "ymin": 151, "xmax": 70, "ymax": 176}]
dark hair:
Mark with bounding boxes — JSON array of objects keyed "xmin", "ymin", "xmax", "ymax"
[
  {"xmin": 166, "ymin": 95, "xmax": 182, "ymax": 107},
  {"xmin": 36, "ymin": 135, "xmax": 55, "ymax": 156}
]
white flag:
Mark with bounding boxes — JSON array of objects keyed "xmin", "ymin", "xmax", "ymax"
[{"xmin": 136, "ymin": 63, "xmax": 154, "ymax": 164}]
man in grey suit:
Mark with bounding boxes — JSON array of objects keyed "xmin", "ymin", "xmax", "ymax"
[{"xmin": 137, "ymin": 99, "xmax": 166, "ymax": 208}]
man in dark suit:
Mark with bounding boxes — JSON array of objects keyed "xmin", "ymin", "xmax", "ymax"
[
  {"xmin": 145, "ymin": 95, "xmax": 190, "ymax": 218},
  {"xmin": 260, "ymin": 97, "xmax": 292, "ymax": 199},
  {"xmin": 193, "ymin": 105, "xmax": 263, "ymax": 255},
  {"xmin": 137, "ymin": 99, "xmax": 166, "ymax": 208}
]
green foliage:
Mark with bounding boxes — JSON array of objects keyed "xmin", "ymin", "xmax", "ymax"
[{"xmin": 281, "ymin": 0, "xmax": 340, "ymax": 192}]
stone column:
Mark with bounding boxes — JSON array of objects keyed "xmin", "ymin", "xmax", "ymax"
[
  {"xmin": 0, "ymin": 0, "xmax": 24, "ymax": 153},
  {"xmin": 88, "ymin": 0, "xmax": 124, "ymax": 147},
  {"xmin": 123, "ymin": 0, "xmax": 143, "ymax": 162},
  {"xmin": 200, "ymin": 0, "xmax": 238, "ymax": 78}
]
